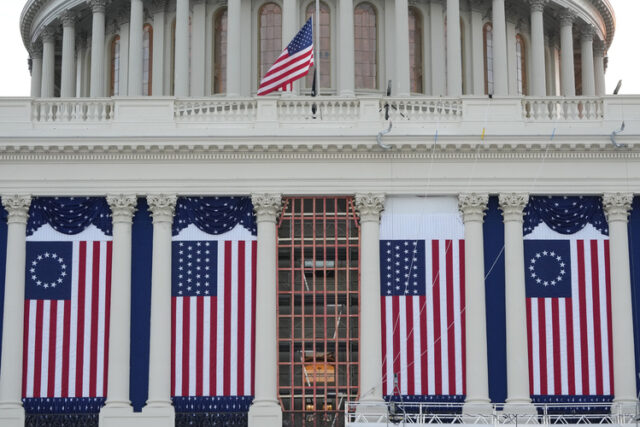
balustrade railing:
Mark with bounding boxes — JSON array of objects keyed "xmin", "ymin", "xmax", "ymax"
[
  {"xmin": 277, "ymin": 97, "xmax": 360, "ymax": 121},
  {"xmin": 346, "ymin": 401, "xmax": 640, "ymax": 425},
  {"xmin": 522, "ymin": 97, "xmax": 604, "ymax": 121},
  {"xmin": 382, "ymin": 98, "xmax": 463, "ymax": 121},
  {"xmin": 174, "ymin": 98, "xmax": 257, "ymax": 122},
  {"xmin": 32, "ymin": 99, "xmax": 114, "ymax": 122}
]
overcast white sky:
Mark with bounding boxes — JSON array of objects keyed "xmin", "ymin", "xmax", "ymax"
[{"xmin": 0, "ymin": 0, "xmax": 638, "ymax": 96}]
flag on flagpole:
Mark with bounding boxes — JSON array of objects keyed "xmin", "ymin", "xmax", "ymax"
[{"xmin": 257, "ymin": 18, "xmax": 314, "ymax": 96}]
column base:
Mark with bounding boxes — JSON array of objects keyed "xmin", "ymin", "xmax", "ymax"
[
  {"xmin": 248, "ymin": 399, "xmax": 282, "ymax": 427},
  {"xmin": 462, "ymin": 400, "xmax": 494, "ymax": 423},
  {"xmin": 0, "ymin": 404, "xmax": 25, "ymax": 427},
  {"xmin": 138, "ymin": 403, "xmax": 175, "ymax": 427},
  {"xmin": 502, "ymin": 400, "xmax": 538, "ymax": 424}
]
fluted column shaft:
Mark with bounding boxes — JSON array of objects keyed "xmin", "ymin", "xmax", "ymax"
[
  {"xmin": 529, "ymin": 0, "xmax": 547, "ymax": 96},
  {"xmin": 560, "ymin": 12, "xmax": 576, "ymax": 97},
  {"xmin": 90, "ymin": 1, "xmax": 107, "ymax": 97},
  {"xmin": 61, "ymin": 14, "xmax": 76, "ymax": 97},
  {"xmin": 190, "ymin": 0, "xmax": 207, "ymax": 96},
  {"xmin": 355, "ymin": 194, "xmax": 386, "ymax": 403},
  {"xmin": 338, "ymin": 0, "xmax": 355, "ymax": 96},
  {"xmin": 128, "ymin": 0, "xmax": 144, "ymax": 96},
  {"xmin": 430, "ymin": 0, "xmax": 446, "ymax": 96},
  {"xmin": 0, "ymin": 196, "xmax": 31, "ymax": 413},
  {"xmin": 603, "ymin": 194, "xmax": 638, "ymax": 412},
  {"xmin": 281, "ymin": 0, "xmax": 298, "ymax": 95},
  {"xmin": 446, "ymin": 0, "xmax": 462, "ymax": 96},
  {"xmin": 459, "ymin": 194, "xmax": 491, "ymax": 413},
  {"xmin": 104, "ymin": 195, "xmax": 137, "ymax": 408},
  {"xmin": 145, "ymin": 195, "xmax": 177, "ymax": 407},
  {"xmin": 248, "ymin": 194, "xmax": 283, "ymax": 427},
  {"xmin": 594, "ymin": 44, "xmax": 606, "ymax": 96},
  {"xmin": 470, "ymin": 4, "xmax": 484, "ymax": 95},
  {"xmin": 174, "ymin": 0, "xmax": 190, "ymax": 97},
  {"xmin": 492, "ymin": 0, "xmax": 508, "ymax": 96},
  {"xmin": 499, "ymin": 193, "xmax": 533, "ymax": 409},
  {"xmin": 41, "ymin": 30, "xmax": 56, "ymax": 98},
  {"xmin": 395, "ymin": 0, "xmax": 411, "ymax": 96},
  {"xmin": 152, "ymin": 1, "xmax": 167, "ymax": 96},
  {"xmin": 226, "ymin": 0, "xmax": 241, "ymax": 97},
  {"xmin": 30, "ymin": 49, "xmax": 43, "ymax": 98},
  {"xmin": 581, "ymin": 27, "xmax": 596, "ymax": 97}
]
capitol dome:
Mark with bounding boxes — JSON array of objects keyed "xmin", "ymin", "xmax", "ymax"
[{"xmin": 0, "ymin": 1, "xmax": 638, "ymax": 427}]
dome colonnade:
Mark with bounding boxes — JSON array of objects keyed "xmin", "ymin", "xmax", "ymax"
[{"xmin": 21, "ymin": 0, "xmax": 614, "ymax": 99}]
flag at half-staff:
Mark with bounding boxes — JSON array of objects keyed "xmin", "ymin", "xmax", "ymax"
[{"xmin": 257, "ymin": 18, "xmax": 314, "ymax": 96}]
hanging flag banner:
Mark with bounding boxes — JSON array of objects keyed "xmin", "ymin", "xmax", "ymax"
[
  {"xmin": 171, "ymin": 197, "xmax": 257, "ymax": 412},
  {"xmin": 523, "ymin": 196, "xmax": 613, "ymax": 403},
  {"xmin": 379, "ymin": 197, "xmax": 466, "ymax": 401},
  {"xmin": 22, "ymin": 197, "xmax": 113, "ymax": 414}
]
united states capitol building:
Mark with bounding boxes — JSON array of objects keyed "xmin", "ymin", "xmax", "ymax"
[{"xmin": 0, "ymin": 0, "xmax": 639, "ymax": 426}]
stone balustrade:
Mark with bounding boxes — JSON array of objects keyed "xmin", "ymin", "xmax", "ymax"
[{"xmin": 522, "ymin": 97, "xmax": 605, "ymax": 121}]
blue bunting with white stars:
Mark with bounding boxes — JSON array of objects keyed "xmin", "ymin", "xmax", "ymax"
[
  {"xmin": 523, "ymin": 196, "xmax": 608, "ymax": 236},
  {"xmin": 27, "ymin": 197, "xmax": 112, "ymax": 236},
  {"xmin": 172, "ymin": 396, "xmax": 254, "ymax": 413},
  {"xmin": 22, "ymin": 397, "xmax": 105, "ymax": 414},
  {"xmin": 173, "ymin": 197, "xmax": 256, "ymax": 236}
]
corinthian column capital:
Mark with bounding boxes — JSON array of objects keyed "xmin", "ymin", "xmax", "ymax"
[
  {"xmin": 499, "ymin": 193, "xmax": 529, "ymax": 222},
  {"xmin": 107, "ymin": 194, "xmax": 138, "ymax": 224},
  {"xmin": 147, "ymin": 194, "xmax": 177, "ymax": 223},
  {"xmin": 458, "ymin": 193, "xmax": 489, "ymax": 223},
  {"xmin": 528, "ymin": 0, "xmax": 548, "ymax": 12},
  {"xmin": 559, "ymin": 10, "xmax": 576, "ymax": 27},
  {"xmin": 60, "ymin": 10, "xmax": 76, "ymax": 27},
  {"xmin": 251, "ymin": 193, "xmax": 283, "ymax": 221},
  {"xmin": 355, "ymin": 193, "xmax": 386, "ymax": 222},
  {"xmin": 2, "ymin": 195, "xmax": 32, "ymax": 224},
  {"xmin": 603, "ymin": 193, "xmax": 634, "ymax": 223},
  {"xmin": 89, "ymin": 0, "xmax": 108, "ymax": 14}
]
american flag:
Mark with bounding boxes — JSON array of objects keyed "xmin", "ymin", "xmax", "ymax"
[
  {"xmin": 22, "ymin": 239, "xmax": 112, "ymax": 399},
  {"xmin": 380, "ymin": 239, "xmax": 466, "ymax": 398},
  {"xmin": 171, "ymin": 238, "xmax": 256, "ymax": 397},
  {"xmin": 525, "ymin": 237, "xmax": 614, "ymax": 399},
  {"xmin": 257, "ymin": 18, "xmax": 314, "ymax": 96}
]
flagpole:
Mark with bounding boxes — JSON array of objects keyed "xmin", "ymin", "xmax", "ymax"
[{"xmin": 315, "ymin": 0, "xmax": 321, "ymax": 95}]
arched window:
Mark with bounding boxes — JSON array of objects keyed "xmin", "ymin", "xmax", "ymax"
[
  {"xmin": 213, "ymin": 7, "xmax": 228, "ymax": 94},
  {"xmin": 354, "ymin": 2, "xmax": 377, "ymax": 90},
  {"xmin": 408, "ymin": 7, "xmax": 423, "ymax": 93},
  {"xmin": 110, "ymin": 35, "xmax": 121, "ymax": 96},
  {"xmin": 483, "ymin": 22, "xmax": 494, "ymax": 95},
  {"xmin": 143, "ymin": 24, "xmax": 153, "ymax": 96},
  {"xmin": 305, "ymin": 2, "xmax": 330, "ymax": 88},
  {"xmin": 516, "ymin": 34, "xmax": 527, "ymax": 96},
  {"xmin": 258, "ymin": 3, "xmax": 282, "ymax": 85}
]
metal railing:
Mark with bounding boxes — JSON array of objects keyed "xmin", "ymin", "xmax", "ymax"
[{"xmin": 346, "ymin": 401, "xmax": 640, "ymax": 425}]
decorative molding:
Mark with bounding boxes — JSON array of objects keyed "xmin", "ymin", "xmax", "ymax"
[
  {"xmin": 89, "ymin": 0, "xmax": 108, "ymax": 14},
  {"xmin": 251, "ymin": 193, "xmax": 283, "ymax": 221},
  {"xmin": 107, "ymin": 194, "xmax": 138, "ymax": 223},
  {"xmin": 60, "ymin": 10, "xmax": 76, "ymax": 27},
  {"xmin": 2, "ymin": 194, "xmax": 32, "ymax": 224},
  {"xmin": 499, "ymin": 193, "xmax": 529, "ymax": 221},
  {"xmin": 559, "ymin": 10, "xmax": 577, "ymax": 27},
  {"xmin": 458, "ymin": 193, "xmax": 489, "ymax": 222},
  {"xmin": 528, "ymin": 0, "xmax": 547, "ymax": 13},
  {"xmin": 147, "ymin": 194, "xmax": 177, "ymax": 223},
  {"xmin": 41, "ymin": 27, "xmax": 57, "ymax": 43},
  {"xmin": 581, "ymin": 25, "xmax": 596, "ymax": 41},
  {"xmin": 355, "ymin": 193, "xmax": 385, "ymax": 222},
  {"xmin": 602, "ymin": 193, "xmax": 634, "ymax": 223}
]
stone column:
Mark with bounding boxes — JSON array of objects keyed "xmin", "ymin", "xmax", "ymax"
[
  {"xmin": 580, "ymin": 26, "xmax": 596, "ymax": 97},
  {"xmin": 128, "ymin": 0, "xmax": 144, "ymax": 96},
  {"xmin": 459, "ymin": 194, "xmax": 492, "ymax": 416},
  {"xmin": 355, "ymin": 194, "xmax": 386, "ymax": 410},
  {"xmin": 492, "ymin": 0, "xmax": 508, "ymax": 96},
  {"xmin": 142, "ymin": 195, "xmax": 177, "ymax": 426},
  {"xmin": 499, "ymin": 193, "xmax": 536, "ymax": 414},
  {"xmin": 103, "ymin": 195, "xmax": 137, "ymax": 411},
  {"xmin": 226, "ymin": 0, "xmax": 241, "ymax": 97},
  {"xmin": 594, "ymin": 42, "xmax": 606, "ymax": 96},
  {"xmin": 338, "ymin": 0, "xmax": 355, "ymax": 96},
  {"xmin": 60, "ymin": 12, "xmax": 76, "ymax": 97},
  {"xmin": 529, "ymin": 0, "xmax": 547, "ymax": 96},
  {"xmin": 559, "ymin": 11, "xmax": 576, "ymax": 97},
  {"xmin": 430, "ymin": 0, "xmax": 446, "ymax": 96},
  {"xmin": 0, "ymin": 195, "xmax": 31, "ymax": 427},
  {"xmin": 446, "ymin": 0, "xmax": 462, "ymax": 96},
  {"xmin": 248, "ymin": 194, "xmax": 283, "ymax": 427},
  {"xmin": 190, "ymin": 0, "xmax": 207, "ymax": 96},
  {"xmin": 602, "ymin": 193, "xmax": 638, "ymax": 414},
  {"xmin": 151, "ymin": 0, "xmax": 167, "ymax": 96},
  {"xmin": 174, "ymin": 0, "xmax": 190, "ymax": 97},
  {"xmin": 41, "ymin": 28, "xmax": 56, "ymax": 98},
  {"xmin": 117, "ymin": 6, "xmax": 131, "ymax": 97},
  {"xmin": 30, "ymin": 44, "xmax": 43, "ymax": 98},
  {"xmin": 281, "ymin": 0, "xmax": 299, "ymax": 96},
  {"xmin": 395, "ymin": 0, "xmax": 411, "ymax": 96},
  {"xmin": 90, "ymin": 0, "xmax": 107, "ymax": 97},
  {"xmin": 469, "ymin": 1, "xmax": 485, "ymax": 95}
]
